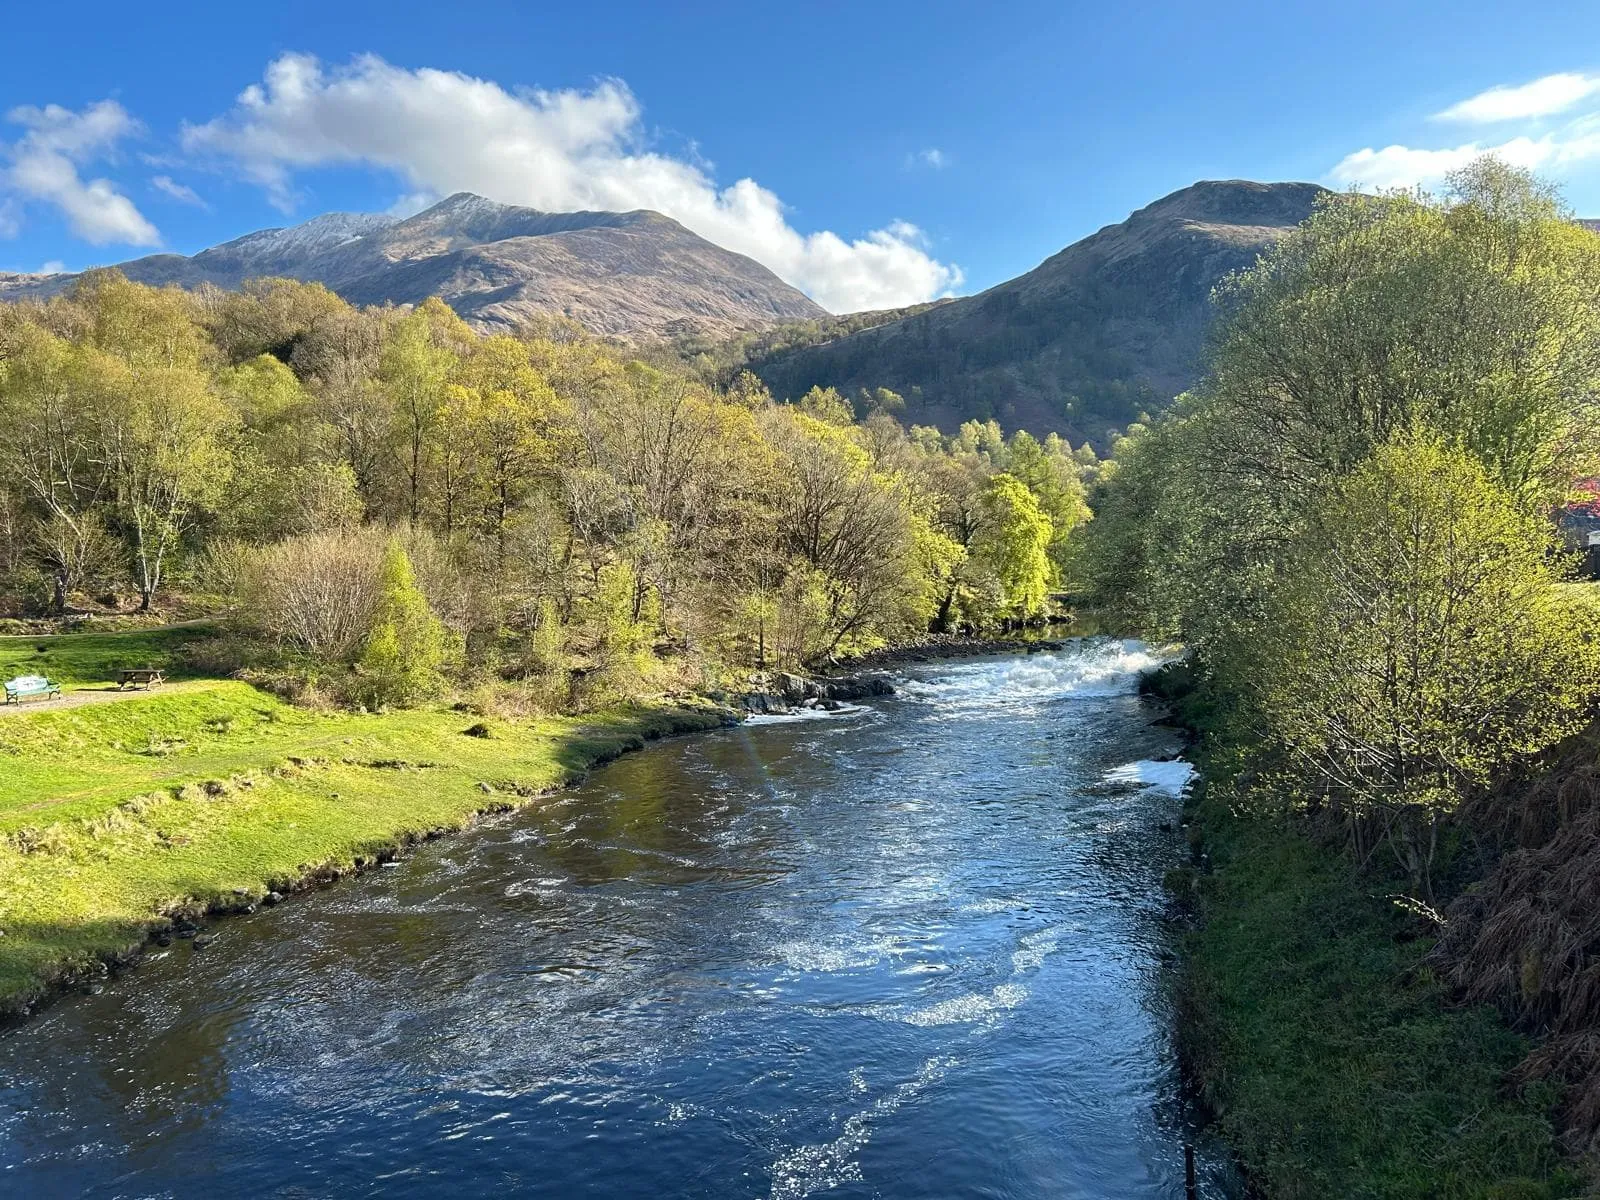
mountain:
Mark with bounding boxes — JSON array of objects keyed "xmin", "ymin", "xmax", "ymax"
[
  {"xmin": 0, "ymin": 194, "xmax": 826, "ymax": 340},
  {"xmin": 744, "ymin": 180, "xmax": 1330, "ymax": 441}
]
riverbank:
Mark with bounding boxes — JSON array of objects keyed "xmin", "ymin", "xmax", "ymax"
[
  {"xmin": 1151, "ymin": 665, "xmax": 1586, "ymax": 1198},
  {"xmin": 0, "ymin": 635, "xmax": 1231, "ymax": 1197},
  {"xmin": 0, "ymin": 679, "xmax": 730, "ymax": 1021}
]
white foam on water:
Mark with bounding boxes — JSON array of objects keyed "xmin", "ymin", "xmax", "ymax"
[
  {"xmin": 898, "ymin": 639, "xmax": 1177, "ymax": 717},
  {"xmin": 958, "ymin": 896, "xmax": 1016, "ymax": 915},
  {"xmin": 743, "ymin": 702, "xmax": 870, "ymax": 726},
  {"xmin": 767, "ymin": 1056, "xmax": 958, "ymax": 1200},
  {"xmin": 1010, "ymin": 926, "xmax": 1063, "ymax": 973},
  {"xmin": 900, "ymin": 981, "xmax": 1029, "ymax": 1027},
  {"xmin": 1104, "ymin": 759, "xmax": 1196, "ymax": 798},
  {"xmin": 773, "ymin": 937, "xmax": 886, "ymax": 973}
]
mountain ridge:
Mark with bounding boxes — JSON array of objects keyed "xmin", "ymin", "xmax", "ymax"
[
  {"xmin": 743, "ymin": 179, "xmax": 1331, "ymax": 441},
  {"xmin": 0, "ymin": 194, "xmax": 826, "ymax": 341}
]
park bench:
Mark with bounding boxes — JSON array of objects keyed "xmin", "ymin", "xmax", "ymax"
[
  {"xmin": 116, "ymin": 668, "xmax": 166, "ymax": 690},
  {"xmin": 4, "ymin": 674, "xmax": 61, "ymax": 705}
]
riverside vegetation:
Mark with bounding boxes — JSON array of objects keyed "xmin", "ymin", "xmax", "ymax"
[
  {"xmin": 0, "ymin": 258, "xmax": 1096, "ymax": 1017},
  {"xmin": 9, "ymin": 148, "xmax": 1600, "ymax": 1199},
  {"xmin": 1084, "ymin": 157, "xmax": 1600, "ymax": 1196}
]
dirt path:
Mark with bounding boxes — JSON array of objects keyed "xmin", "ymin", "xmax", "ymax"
[{"xmin": 0, "ymin": 684, "xmax": 184, "ymax": 716}]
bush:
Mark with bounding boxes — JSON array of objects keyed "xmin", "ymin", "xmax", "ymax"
[
  {"xmin": 239, "ymin": 528, "xmax": 389, "ymax": 659},
  {"xmin": 356, "ymin": 541, "xmax": 452, "ymax": 709},
  {"xmin": 1243, "ymin": 433, "xmax": 1600, "ymax": 890}
]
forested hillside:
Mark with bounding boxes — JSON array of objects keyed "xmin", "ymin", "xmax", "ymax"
[
  {"xmin": 0, "ymin": 271, "xmax": 1097, "ymax": 707},
  {"xmin": 734, "ymin": 180, "xmax": 1327, "ymax": 443}
]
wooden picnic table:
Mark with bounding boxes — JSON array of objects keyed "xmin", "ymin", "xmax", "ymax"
[{"xmin": 117, "ymin": 668, "xmax": 166, "ymax": 690}]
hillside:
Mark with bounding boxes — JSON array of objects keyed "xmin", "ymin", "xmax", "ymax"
[
  {"xmin": 745, "ymin": 180, "xmax": 1330, "ymax": 441},
  {"xmin": 0, "ymin": 194, "xmax": 827, "ymax": 341}
]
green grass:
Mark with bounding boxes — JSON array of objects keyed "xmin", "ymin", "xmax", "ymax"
[
  {"xmin": 1141, "ymin": 661, "xmax": 1584, "ymax": 1197},
  {"xmin": 1178, "ymin": 791, "xmax": 1579, "ymax": 1198},
  {"xmin": 0, "ymin": 624, "xmax": 219, "ymax": 689},
  {"xmin": 0, "ymin": 675, "xmax": 727, "ymax": 1014}
]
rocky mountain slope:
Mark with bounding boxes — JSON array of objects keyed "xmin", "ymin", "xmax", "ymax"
[
  {"xmin": 0, "ymin": 194, "xmax": 826, "ymax": 341},
  {"xmin": 746, "ymin": 180, "xmax": 1330, "ymax": 441}
]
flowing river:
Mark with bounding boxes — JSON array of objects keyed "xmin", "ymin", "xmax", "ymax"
[{"xmin": 0, "ymin": 641, "xmax": 1237, "ymax": 1198}]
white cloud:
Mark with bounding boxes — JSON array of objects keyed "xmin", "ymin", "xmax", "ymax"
[
  {"xmin": 2, "ymin": 100, "xmax": 160, "ymax": 245},
  {"xmin": 1435, "ymin": 72, "xmax": 1600, "ymax": 123},
  {"xmin": 182, "ymin": 54, "xmax": 961, "ymax": 312},
  {"xmin": 1330, "ymin": 71, "xmax": 1600, "ymax": 191},
  {"xmin": 151, "ymin": 174, "xmax": 206, "ymax": 207},
  {"xmin": 387, "ymin": 190, "xmax": 436, "ymax": 217},
  {"xmin": 38, "ymin": 260, "xmax": 64, "ymax": 275},
  {"xmin": 911, "ymin": 148, "xmax": 949, "ymax": 169}
]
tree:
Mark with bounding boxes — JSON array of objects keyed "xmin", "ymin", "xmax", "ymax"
[
  {"xmin": 218, "ymin": 354, "xmax": 358, "ymax": 540},
  {"xmin": 0, "ymin": 318, "xmax": 115, "ymax": 610},
  {"xmin": 70, "ymin": 273, "xmax": 235, "ymax": 610},
  {"xmin": 1005, "ymin": 430, "xmax": 1090, "ymax": 577},
  {"xmin": 1156, "ymin": 157, "xmax": 1600, "ymax": 657},
  {"xmin": 359, "ymin": 541, "xmax": 451, "ymax": 708},
  {"xmin": 969, "ymin": 474, "xmax": 1054, "ymax": 621},
  {"xmin": 763, "ymin": 409, "xmax": 927, "ymax": 661},
  {"xmin": 379, "ymin": 299, "xmax": 470, "ymax": 526},
  {"xmin": 1245, "ymin": 433, "xmax": 1600, "ymax": 891}
]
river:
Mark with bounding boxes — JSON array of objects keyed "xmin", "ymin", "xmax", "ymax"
[{"xmin": 0, "ymin": 640, "xmax": 1237, "ymax": 1198}]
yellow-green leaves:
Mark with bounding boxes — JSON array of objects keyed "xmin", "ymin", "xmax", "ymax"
[
  {"xmin": 970, "ymin": 474, "xmax": 1054, "ymax": 619},
  {"xmin": 1249, "ymin": 432, "xmax": 1600, "ymax": 827},
  {"xmin": 357, "ymin": 541, "xmax": 452, "ymax": 709}
]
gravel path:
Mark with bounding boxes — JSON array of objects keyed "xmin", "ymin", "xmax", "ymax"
[{"xmin": 0, "ymin": 685, "xmax": 170, "ymax": 716}]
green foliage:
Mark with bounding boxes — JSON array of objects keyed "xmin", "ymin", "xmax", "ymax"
[
  {"xmin": 1084, "ymin": 160, "xmax": 1600, "ymax": 659},
  {"xmin": 581, "ymin": 562, "xmax": 658, "ymax": 701},
  {"xmin": 357, "ymin": 542, "xmax": 450, "ymax": 708},
  {"xmin": 1082, "ymin": 156, "xmax": 1600, "ymax": 1191},
  {"xmin": 1244, "ymin": 435, "xmax": 1600, "ymax": 879},
  {"xmin": 969, "ymin": 473, "xmax": 1054, "ymax": 619},
  {"xmin": 0, "ymin": 260, "xmax": 1102, "ymax": 684}
]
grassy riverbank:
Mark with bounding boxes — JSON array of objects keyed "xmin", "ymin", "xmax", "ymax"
[
  {"xmin": 1156, "ymin": 669, "xmax": 1584, "ymax": 1198},
  {"xmin": 0, "ymin": 673, "xmax": 727, "ymax": 1017}
]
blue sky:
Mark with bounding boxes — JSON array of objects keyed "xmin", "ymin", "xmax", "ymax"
[{"xmin": 4, "ymin": 0, "xmax": 1599, "ymax": 310}]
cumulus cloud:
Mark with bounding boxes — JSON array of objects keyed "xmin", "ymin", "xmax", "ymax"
[
  {"xmin": 1434, "ymin": 72, "xmax": 1600, "ymax": 123},
  {"xmin": 151, "ymin": 174, "xmax": 206, "ymax": 207},
  {"xmin": 910, "ymin": 148, "xmax": 949, "ymax": 169},
  {"xmin": 1330, "ymin": 71, "xmax": 1600, "ymax": 191},
  {"xmin": 182, "ymin": 54, "xmax": 961, "ymax": 312},
  {"xmin": 2, "ymin": 101, "xmax": 160, "ymax": 245}
]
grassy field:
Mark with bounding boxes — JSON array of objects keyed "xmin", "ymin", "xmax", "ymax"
[
  {"xmin": 0, "ymin": 669, "xmax": 727, "ymax": 1016},
  {"xmin": 0, "ymin": 623, "xmax": 219, "ymax": 689}
]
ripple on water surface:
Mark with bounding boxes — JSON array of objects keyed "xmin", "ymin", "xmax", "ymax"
[{"xmin": 0, "ymin": 640, "xmax": 1237, "ymax": 1199}]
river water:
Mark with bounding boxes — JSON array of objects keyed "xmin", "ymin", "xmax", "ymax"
[{"xmin": 0, "ymin": 641, "xmax": 1236, "ymax": 1199}]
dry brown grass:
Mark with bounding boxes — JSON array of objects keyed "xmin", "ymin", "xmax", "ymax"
[{"xmin": 1435, "ymin": 722, "xmax": 1600, "ymax": 1153}]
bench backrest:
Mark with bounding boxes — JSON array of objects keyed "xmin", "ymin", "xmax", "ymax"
[{"xmin": 5, "ymin": 675, "xmax": 50, "ymax": 692}]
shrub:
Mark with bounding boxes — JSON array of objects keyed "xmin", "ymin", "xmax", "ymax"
[{"xmin": 356, "ymin": 541, "xmax": 452, "ymax": 709}]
